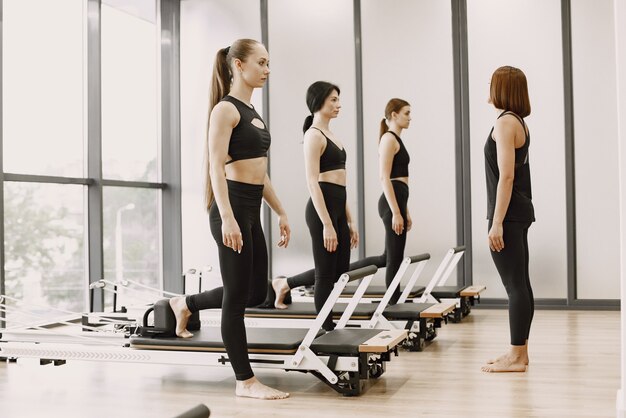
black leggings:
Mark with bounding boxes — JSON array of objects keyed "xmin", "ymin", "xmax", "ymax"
[
  {"xmin": 286, "ymin": 254, "xmax": 386, "ymax": 289},
  {"xmin": 378, "ymin": 180, "xmax": 409, "ymax": 304},
  {"xmin": 185, "ymin": 180, "xmax": 268, "ymax": 381},
  {"xmin": 286, "ymin": 181, "xmax": 408, "ymax": 304},
  {"xmin": 489, "ymin": 220, "xmax": 534, "ymax": 346},
  {"xmin": 303, "ymin": 182, "xmax": 350, "ymax": 331}
]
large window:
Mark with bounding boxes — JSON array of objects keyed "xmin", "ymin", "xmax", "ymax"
[
  {"xmin": 3, "ymin": 183, "xmax": 85, "ymax": 319},
  {"xmin": 102, "ymin": 1, "xmax": 158, "ymax": 182},
  {"xmin": 1, "ymin": 0, "xmax": 171, "ymax": 321},
  {"xmin": 2, "ymin": 0, "xmax": 84, "ymax": 178}
]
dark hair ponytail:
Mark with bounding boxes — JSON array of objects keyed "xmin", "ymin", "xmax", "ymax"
[
  {"xmin": 303, "ymin": 81, "xmax": 340, "ymax": 134},
  {"xmin": 205, "ymin": 39, "xmax": 262, "ymax": 210},
  {"xmin": 303, "ymin": 114, "xmax": 314, "ymax": 133},
  {"xmin": 379, "ymin": 98, "xmax": 410, "ymax": 142}
]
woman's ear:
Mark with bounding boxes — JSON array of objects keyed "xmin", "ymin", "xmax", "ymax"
[{"xmin": 233, "ymin": 58, "xmax": 243, "ymax": 73}]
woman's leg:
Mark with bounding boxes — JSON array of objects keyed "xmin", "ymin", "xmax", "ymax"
[
  {"xmin": 209, "ymin": 205, "xmax": 257, "ymax": 382},
  {"xmin": 306, "ymin": 198, "xmax": 339, "ymax": 331},
  {"xmin": 269, "ymin": 254, "xmax": 386, "ymax": 309},
  {"xmin": 523, "ymin": 224, "xmax": 534, "ymax": 340},
  {"xmin": 335, "ymin": 211, "xmax": 352, "ymax": 285},
  {"xmin": 170, "ymin": 205, "xmax": 226, "ymax": 338},
  {"xmin": 482, "ymin": 221, "xmax": 531, "ymax": 373},
  {"xmin": 378, "ymin": 187, "xmax": 408, "ymax": 305}
]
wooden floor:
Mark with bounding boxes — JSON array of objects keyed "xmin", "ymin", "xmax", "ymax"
[{"xmin": 0, "ymin": 309, "xmax": 620, "ymax": 418}]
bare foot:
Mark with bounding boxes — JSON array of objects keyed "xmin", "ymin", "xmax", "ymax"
[
  {"xmin": 487, "ymin": 352, "xmax": 529, "ymax": 365},
  {"xmin": 235, "ymin": 377, "xmax": 290, "ymax": 400},
  {"xmin": 272, "ymin": 277, "xmax": 290, "ymax": 310},
  {"xmin": 481, "ymin": 356, "xmax": 527, "ymax": 373},
  {"xmin": 169, "ymin": 296, "xmax": 193, "ymax": 338}
]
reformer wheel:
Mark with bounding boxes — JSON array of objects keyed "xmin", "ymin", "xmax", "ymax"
[
  {"xmin": 337, "ymin": 371, "xmax": 361, "ymax": 397},
  {"xmin": 462, "ymin": 302, "xmax": 472, "ymax": 317},
  {"xmin": 402, "ymin": 336, "xmax": 424, "ymax": 352},
  {"xmin": 451, "ymin": 309, "xmax": 462, "ymax": 323},
  {"xmin": 425, "ymin": 327, "xmax": 437, "ymax": 342},
  {"xmin": 368, "ymin": 363, "xmax": 383, "ymax": 379}
]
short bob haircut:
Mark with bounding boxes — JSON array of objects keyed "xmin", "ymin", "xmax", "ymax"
[{"xmin": 489, "ymin": 66, "xmax": 531, "ymax": 118}]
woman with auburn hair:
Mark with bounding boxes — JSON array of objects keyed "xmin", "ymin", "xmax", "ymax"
[
  {"xmin": 271, "ymin": 98, "xmax": 413, "ymax": 308},
  {"xmin": 481, "ymin": 65, "xmax": 535, "ymax": 373},
  {"xmin": 377, "ymin": 98, "xmax": 412, "ymax": 304},
  {"xmin": 169, "ymin": 39, "xmax": 291, "ymax": 399}
]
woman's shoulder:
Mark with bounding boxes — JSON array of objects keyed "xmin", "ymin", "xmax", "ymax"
[
  {"xmin": 379, "ymin": 131, "xmax": 400, "ymax": 149},
  {"xmin": 304, "ymin": 127, "xmax": 327, "ymax": 144},
  {"xmin": 209, "ymin": 100, "xmax": 240, "ymax": 127}
]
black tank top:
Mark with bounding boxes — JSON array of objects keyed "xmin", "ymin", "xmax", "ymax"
[
  {"xmin": 484, "ymin": 111, "xmax": 535, "ymax": 222},
  {"xmin": 222, "ymin": 95, "xmax": 271, "ymax": 164},
  {"xmin": 387, "ymin": 131, "xmax": 410, "ymax": 178},
  {"xmin": 311, "ymin": 127, "xmax": 346, "ymax": 173}
]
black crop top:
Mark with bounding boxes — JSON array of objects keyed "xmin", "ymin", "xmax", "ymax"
[
  {"xmin": 222, "ymin": 95, "xmax": 271, "ymax": 164},
  {"xmin": 484, "ymin": 111, "xmax": 535, "ymax": 222},
  {"xmin": 387, "ymin": 131, "xmax": 410, "ymax": 178},
  {"xmin": 311, "ymin": 127, "xmax": 346, "ymax": 172}
]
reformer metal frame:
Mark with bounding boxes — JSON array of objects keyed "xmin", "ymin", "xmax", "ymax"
[
  {"xmin": 244, "ymin": 256, "xmax": 419, "ymax": 328},
  {"xmin": 416, "ymin": 246, "xmax": 467, "ymax": 305},
  {"xmin": 0, "ymin": 266, "xmax": 408, "ymax": 396},
  {"xmin": 239, "ymin": 254, "xmax": 459, "ymax": 351},
  {"xmin": 412, "ymin": 246, "xmax": 486, "ymax": 322}
]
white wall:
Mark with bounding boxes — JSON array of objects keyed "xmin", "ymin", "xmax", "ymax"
[
  {"xmin": 267, "ymin": 0, "xmax": 359, "ymax": 277},
  {"xmin": 571, "ymin": 0, "xmax": 620, "ymax": 300},
  {"xmin": 467, "ymin": 0, "xmax": 568, "ymax": 299},
  {"xmin": 180, "ymin": 0, "xmax": 262, "ymax": 289},
  {"xmin": 360, "ymin": 0, "xmax": 457, "ymax": 286},
  {"xmin": 178, "ymin": 0, "xmax": 621, "ymax": 301}
]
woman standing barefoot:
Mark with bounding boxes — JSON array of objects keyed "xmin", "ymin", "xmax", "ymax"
[
  {"xmin": 481, "ymin": 66, "xmax": 535, "ymax": 373},
  {"xmin": 169, "ymin": 39, "xmax": 290, "ymax": 398}
]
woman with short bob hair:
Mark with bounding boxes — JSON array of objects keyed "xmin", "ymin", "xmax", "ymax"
[{"xmin": 482, "ymin": 65, "xmax": 535, "ymax": 373}]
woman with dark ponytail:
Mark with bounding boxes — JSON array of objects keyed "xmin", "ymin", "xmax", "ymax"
[
  {"xmin": 378, "ymin": 98, "xmax": 412, "ymax": 304},
  {"xmin": 273, "ymin": 81, "xmax": 357, "ymax": 330},
  {"xmin": 168, "ymin": 39, "xmax": 291, "ymax": 399}
]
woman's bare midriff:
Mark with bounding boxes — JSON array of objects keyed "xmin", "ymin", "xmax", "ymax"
[
  {"xmin": 224, "ymin": 156, "xmax": 267, "ymax": 185},
  {"xmin": 318, "ymin": 168, "xmax": 346, "ymax": 186},
  {"xmin": 390, "ymin": 177, "xmax": 409, "ymax": 185}
]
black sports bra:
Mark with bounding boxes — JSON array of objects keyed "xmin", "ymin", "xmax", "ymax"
[
  {"xmin": 222, "ymin": 96, "xmax": 271, "ymax": 164},
  {"xmin": 311, "ymin": 127, "xmax": 346, "ymax": 173},
  {"xmin": 387, "ymin": 131, "xmax": 410, "ymax": 178}
]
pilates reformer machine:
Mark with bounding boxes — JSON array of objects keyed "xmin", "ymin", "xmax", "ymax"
[
  {"xmin": 0, "ymin": 266, "xmax": 407, "ymax": 396},
  {"xmin": 81, "ymin": 267, "xmax": 213, "ymax": 330},
  {"xmin": 239, "ymin": 253, "xmax": 457, "ymax": 352},
  {"xmin": 334, "ymin": 246, "xmax": 485, "ymax": 323}
]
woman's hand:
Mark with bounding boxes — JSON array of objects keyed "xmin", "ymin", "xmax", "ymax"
[
  {"xmin": 222, "ymin": 216, "xmax": 243, "ymax": 253},
  {"xmin": 392, "ymin": 213, "xmax": 405, "ymax": 235},
  {"xmin": 277, "ymin": 214, "xmax": 291, "ymax": 248},
  {"xmin": 406, "ymin": 210, "xmax": 413, "ymax": 232},
  {"xmin": 349, "ymin": 223, "xmax": 359, "ymax": 249},
  {"xmin": 488, "ymin": 222, "xmax": 504, "ymax": 252},
  {"xmin": 323, "ymin": 223, "xmax": 338, "ymax": 252}
]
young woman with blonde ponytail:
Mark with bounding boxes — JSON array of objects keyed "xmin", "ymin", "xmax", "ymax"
[{"xmin": 168, "ymin": 39, "xmax": 291, "ymax": 400}]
